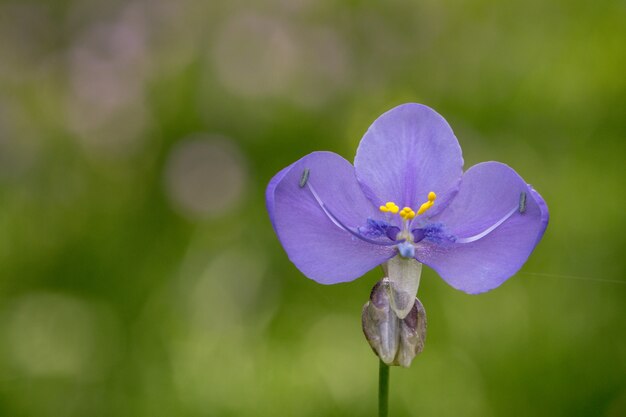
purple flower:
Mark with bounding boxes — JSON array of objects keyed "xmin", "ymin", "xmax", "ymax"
[{"xmin": 266, "ymin": 104, "xmax": 549, "ymax": 295}]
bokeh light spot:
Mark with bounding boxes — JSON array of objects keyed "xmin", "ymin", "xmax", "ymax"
[
  {"xmin": 212, "ymin": 13, "xmax": 297, "ymax": 98},
  {"xmin": 164, "ymin": 134, "xmax": 248, "ymax": 219},
  {"xmin": 4, "ymin": 293, "xmax": 96, "ymax": 378}
]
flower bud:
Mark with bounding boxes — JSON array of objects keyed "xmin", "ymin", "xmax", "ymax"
[
  {"xmin": 395, "ymin": 297, "xmax": 426, "ymax": 367},
  {"xmin": 362, "ymin": 279, "xmax": 399, "ymax": 364},
  {"xmin": 362, "ymin": 278, "xmax": 427, "ymax": 367}
]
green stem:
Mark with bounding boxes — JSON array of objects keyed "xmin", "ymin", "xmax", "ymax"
[{"xmin": 379, "ymin": 359, "xmax": 390, "ymax": 417}]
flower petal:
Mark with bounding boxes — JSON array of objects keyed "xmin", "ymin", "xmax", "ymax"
[
  {"xmin": 354, "ymin": 103, "xmax": 463, "ymax": 212},
  {"xmin": 266, "ymin": 165, "xmax": 292, "ymax": 231},
  {"xmin": 267, "ymin": 151, "xmax": 396, "ymax": 284},
  {"xmin": 416, "ymin": 162, "xmax": 549, "ymax": 294}
]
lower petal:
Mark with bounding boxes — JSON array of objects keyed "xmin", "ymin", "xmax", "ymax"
[
  {"xmin": 416, "ymin": 162, "xmax": 549, "ymax": 294},
  {"xmin": 267, "ymin": 151, "xmax": 396, "ymax": 284}
]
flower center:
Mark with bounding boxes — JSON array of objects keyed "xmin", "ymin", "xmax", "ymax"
[
  {"xmin": 378, "ymin": 192, "xmax": 437, "ymax": 258},
  {"xmin": 379, "ymin": 192, "xmax": 436, "ymax": 220},
  {"xmin": 379, "ymin": 192, "xmax": 437, "ymax": 229}
]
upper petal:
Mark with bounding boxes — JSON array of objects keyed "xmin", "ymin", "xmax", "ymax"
[
  {"xmin": 267, "ymin": 151, "xmax": 396, "ymax": 284},
  {"xmin": 354, "ymin": 103, "xmax": 464, "ymax": 211},
  {"xmin": 416, "ymin": 162, "xmax": 549, "ymax": 294}
]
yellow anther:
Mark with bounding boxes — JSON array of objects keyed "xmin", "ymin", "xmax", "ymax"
[
  {"xmin": 417, "ymin": 201, "xmax": 433, "ymax": 215},
  {"xmin": 379, "ymin": 201, "xmax": 399, "ymax": 214},
  {"xmin": 400, "ymin": 207, "xmax": 415, "ymax": 220},
  {"xmin": 416, "ymin": 191, "xmax": 437, "ymax": 215},
  {"xmin": 387, "ymin": 202, "xmax": 399, "ymax": 213}
]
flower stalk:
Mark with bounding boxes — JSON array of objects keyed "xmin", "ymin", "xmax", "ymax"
[{"xmin": 379, "ymin": 359, "xmax": 389, "ymax": 417}]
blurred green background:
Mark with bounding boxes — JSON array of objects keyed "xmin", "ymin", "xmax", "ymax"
[{"xmin": 0, "ymin": 0, "xmax": 624, "ymax": 416}]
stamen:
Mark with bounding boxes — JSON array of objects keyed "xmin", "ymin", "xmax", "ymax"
[
  {"xmin": 416, "ymin": 191, "xmax": 437, "ymax": 215},
  {"xmin": 305, "ymin": 181, "xmax": 401, "ymax": 247},
  {"xmin": 456, "ymin": 205, "xmax": 518, "ymax": 244},
  {"xmin": 299, "ymin": 168, "xmax": 310, "ymax": 188},
  {"xmin": 399, "ymin": 207, "xmax": 415, "ymax": 220},
  {"xmin": 379, "ymin": 201, "xmax": 399, "ymax": 214}
]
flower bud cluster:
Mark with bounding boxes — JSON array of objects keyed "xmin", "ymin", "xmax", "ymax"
[{"xmin": 362, "ymin": 278, "xmax": 426, "ymax": 367}]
